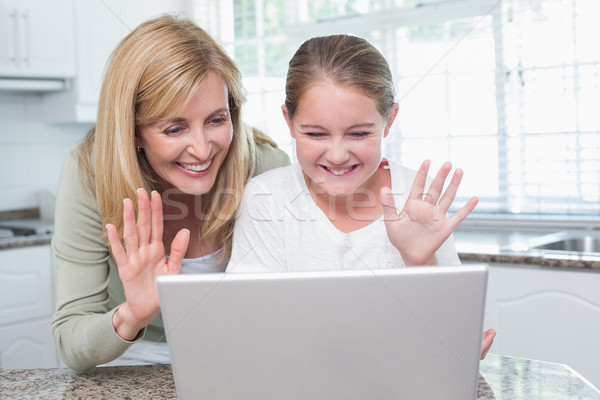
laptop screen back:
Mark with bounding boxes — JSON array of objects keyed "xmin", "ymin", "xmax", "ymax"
[{"xmin": 157, "ymin": 264, "xmax": 488, "ymax": 400}]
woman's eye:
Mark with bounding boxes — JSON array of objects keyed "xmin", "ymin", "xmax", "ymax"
[
  {"xmin": 209, "ymin": 114, "xmax": 229, "ymax": 125},
  {"xmin": 163, "ymin": 126, "xmax": 185, "ymax": 135}
]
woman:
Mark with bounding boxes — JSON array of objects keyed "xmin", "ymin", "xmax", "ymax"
[{"xmin": 51, "ymin": 15, "xmax": 289, "ymax": 373}]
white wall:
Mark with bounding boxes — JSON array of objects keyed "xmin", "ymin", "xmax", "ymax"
[{"xmin": 0, "ymin": 93, "xmax": 90, "ymax": 212}]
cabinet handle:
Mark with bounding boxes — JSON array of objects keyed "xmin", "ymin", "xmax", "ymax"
[
  {"xmin": 20, "ymin": 10, "xmax": 29, "ymax": 65},
  {"xmin": 8, "ymin": 9, "xmax": 17, "ymax": 63}
]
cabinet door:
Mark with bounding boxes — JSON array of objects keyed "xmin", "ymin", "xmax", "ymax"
[
  {"xmin": 484, "ymin": 264, "xmax": 600, "ymax": 388},
  {"xmin": 0, "ymin": 317, "xmax": 57, "ymax": 369},
  {"xmin": 0, "ymin": 245, "xmax": 54, "ymax": 324},
  {"xmin": 0, "ymin": 0, "xmax": 75, "ymax": 78},
  {"xmin": 44, "ymin": 0, "xmax": 189, "ymax": 122}
]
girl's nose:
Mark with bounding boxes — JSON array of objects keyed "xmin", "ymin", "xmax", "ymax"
[{"xmin": 327, "ymin": 139, "xmax": 349, "ymax": 165}]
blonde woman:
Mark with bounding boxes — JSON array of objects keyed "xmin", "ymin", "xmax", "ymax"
[{"xmin": 51, "ymin": 15, "xmax": 289, "ymax": 373}]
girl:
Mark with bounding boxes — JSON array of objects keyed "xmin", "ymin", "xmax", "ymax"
[{"xmin": 227, "ymin": 34, "xmax": 495, "ymax": 358}]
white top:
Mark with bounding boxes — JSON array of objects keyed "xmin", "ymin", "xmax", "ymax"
[
  {"xmin": 228, "ymin": 161, "xmax": 460, "ymax": 273},
  {"xmin": 180, "ymin": 248, "xmax": 225, "ymax": 274}
]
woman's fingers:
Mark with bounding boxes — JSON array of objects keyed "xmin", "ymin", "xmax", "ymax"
[
  {"xmin": 106, "ymin": 223, "xmax": 128, "ymax": 268},
  {"xmin": 167, "ymin": 229, "xmax": 190, "ymax": 274},
  {"xmin": 136, "ymin": 188, "xmax": 151, "ymax": 245},
  {"xmin": 122, "ymin": 198, "xmax": 138, "ymax": 255},
  {"xmin": 150, "ymin": 190, "xmax": 164, "ymax": 244}
]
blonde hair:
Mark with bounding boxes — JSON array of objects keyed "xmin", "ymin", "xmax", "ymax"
[
  {"xmin": 79, "ymin": 14, "xmax": 263, "ymax": 261},
  {"xmin": 285, "ymin": 35, "xmax": 395, "ymax": 120}
]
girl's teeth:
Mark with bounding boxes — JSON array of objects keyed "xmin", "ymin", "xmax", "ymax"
[
  {"xmin": 329, "ymin": 166, "xmax": 353, "ymax": 176},
  {"xmin": 179, "ymin": 160, "xmax": 211, "ymax": 172}
]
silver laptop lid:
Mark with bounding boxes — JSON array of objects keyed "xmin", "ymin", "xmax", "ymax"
[{"xmin": 157, "ymin": 264, "xmax": 488, "ymax": 400}]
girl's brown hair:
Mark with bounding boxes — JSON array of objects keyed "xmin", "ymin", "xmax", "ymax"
[{"xmin": 285, "ymin": 34, "xmax": 395, "ymax": 120}]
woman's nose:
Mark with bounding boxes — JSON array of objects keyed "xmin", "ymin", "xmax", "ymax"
[{"xmin": 187, "ymin": 129, "xmax": 211, "ymax": 160}]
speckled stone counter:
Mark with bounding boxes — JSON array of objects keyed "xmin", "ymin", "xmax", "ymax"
[
  {"xmin": 1, "ymin": 354, "xmax": 598, "ymax": 399},
  {"xmin": 454, "ymin": 226, "xmax": 600, "ymax": 271}
]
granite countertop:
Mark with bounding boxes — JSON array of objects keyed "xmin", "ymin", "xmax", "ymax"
[
  {"xmin": 2, "ymin": 212, "xmax": 600, "ymax": 272},
  {"xmin": 1, "ymin": 354, "xmax": 598, "ymax": 399},
  {"xmin": 454, "ymin": 225, "xmax": 600, "ymax": 271}
]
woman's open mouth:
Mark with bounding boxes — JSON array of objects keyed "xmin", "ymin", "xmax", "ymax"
[{"xmin": 176, "ymin": 159, "xmax": 212, "ymax": 173}]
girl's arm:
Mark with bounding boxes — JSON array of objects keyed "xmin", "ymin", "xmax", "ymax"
[{"xmin": 380, "ymin": 160, "xmax": 478, "ymax": 266}]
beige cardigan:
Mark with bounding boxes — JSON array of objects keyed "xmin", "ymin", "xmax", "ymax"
[{"xmin": 51, "ymin": 144, "xmax": 289, "ymax": 373}]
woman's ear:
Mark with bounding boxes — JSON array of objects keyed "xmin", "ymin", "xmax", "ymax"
[
  {"xmin": 282, "ymin": 105, "xmax": 296, "ymax": 139},
  {"xmin": 383, "ymin": 103, "xmax": 399, "ymax": 138}
]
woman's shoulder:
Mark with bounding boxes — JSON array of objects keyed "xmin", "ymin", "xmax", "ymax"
[{"xmin": 253, "ymin": 142, "xmax": 291, "ymax": 177}]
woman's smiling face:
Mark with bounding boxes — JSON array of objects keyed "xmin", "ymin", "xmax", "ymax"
[
  {"xmin": 284, "ymin": 80, "xmax": 397, "ymax": 199},
  {"xmin": 137, "ymin": 74, "xmax": 233, "ymax": 195}
]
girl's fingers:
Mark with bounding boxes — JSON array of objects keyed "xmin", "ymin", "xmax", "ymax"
[
  {"xmin": 380, "ymin": 186, "xmax": 400, "ymax": 222},
  {"xmin": 407, "ymin": 160, "xmax": 431, "ymax": 201},
  {"xmin": 167, "ymin": 229, "xmax": 190, "ymax": 274},
  {"xmin": 122, "ymin": 198, "xmax": 138, "ymax": 255},
  {"xmin": 106, "ymin": 223, "xmax": 128, "ymax": 268},
  {"xmin": 426, "ymin": 162, "xmax": 452, "ymax": 205},
  {"xmin": 136, "ymin": 188, "xmax": 151, "ymax": 245},
  {"xmin": 448, "ymin": 196, "xmax": 479, "ymax": 230},
  {"xmin": 150, "ymin": 191, "xmax": 164, "ymax": 243},
  {"xmin": 437, "ymin": 168, "xmax": 463, "ymax": 212}
]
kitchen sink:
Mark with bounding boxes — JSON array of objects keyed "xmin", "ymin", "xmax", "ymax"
[{"xmin": 527, "ymin": 231, "xmax": 600, "ymax": 255}]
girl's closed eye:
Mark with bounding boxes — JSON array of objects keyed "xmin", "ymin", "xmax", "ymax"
[
  {"xmin": 305, "ymin": 132, "xmax": 327, "ymax": 138},
  {"xmin": 349, "ymin": 131, "xmax": 370, "ymax": 138}
]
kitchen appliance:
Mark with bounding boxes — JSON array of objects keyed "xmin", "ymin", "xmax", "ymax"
[{"xmin": 0, "ymin": 219, "xmax": 54, "ymax": 236}]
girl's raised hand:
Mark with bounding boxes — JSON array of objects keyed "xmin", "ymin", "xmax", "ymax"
[
  {"xmin": 106, "ymin": 189, "xmax": 190, "ymax": 340},
  {"xmin": 380, "ymin": 160, "xmax": 478, "ymax": 266}
]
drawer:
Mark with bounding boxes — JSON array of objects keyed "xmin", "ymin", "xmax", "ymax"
[
  {"xmin": 0, "ymin": 245, "xmax": 54, "ymax": 325},
  {"xmin": 0, "ymin": 317, "xmax": 58, "ymax": 369}
]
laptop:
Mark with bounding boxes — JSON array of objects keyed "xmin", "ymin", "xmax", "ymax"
[{"xmin": 156, "ymin": 264, "xmax": 488, "ymax": 400}]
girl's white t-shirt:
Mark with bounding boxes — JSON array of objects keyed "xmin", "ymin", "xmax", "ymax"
[{"xmin": 228, "ymin": 161, "xmax": 460, "ymax": 273}]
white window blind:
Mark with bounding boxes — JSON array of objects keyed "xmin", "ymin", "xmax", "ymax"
[{"xmin": 198, "ymin": 0, "xmax": 600, "ymax": 216}]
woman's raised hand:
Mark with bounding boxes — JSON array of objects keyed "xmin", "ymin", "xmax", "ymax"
[
  {"xmin": 106, "ymin": 189, "xmax": 190, "ymax": 340},
  {"xmin": 380, "ymin": 160, "xmax": 478, "ymax": 266}
]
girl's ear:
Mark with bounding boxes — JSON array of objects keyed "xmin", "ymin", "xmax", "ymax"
[
  {"xmin": 282, "ymin": 105, "xmax": 296, "ymax": 139},
  {"xmin": 383, "ymin": 103, "xmax": 399, "ymax": 138}
]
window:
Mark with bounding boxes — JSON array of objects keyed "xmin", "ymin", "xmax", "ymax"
[{"xmin": 198, "ymin": 0, "xmax": 600, "ymax": 216}]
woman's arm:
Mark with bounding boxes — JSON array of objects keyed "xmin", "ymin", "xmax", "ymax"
[{"xmin": 51, "ymin": 151, "xmax": 135, "ymax": 373}]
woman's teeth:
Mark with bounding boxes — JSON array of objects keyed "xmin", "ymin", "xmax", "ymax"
[{"xmin": 178, "ymin": 160, "xmax": 211, "ymax": 172}]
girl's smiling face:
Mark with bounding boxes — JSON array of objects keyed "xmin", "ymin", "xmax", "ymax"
[
  {"xmin": 136, "ymin": 74, "xmax": 233, "ymax": 196},
  {"xmin": 283, "ymin": 80, "xmax": 398, "ymax": 199}
]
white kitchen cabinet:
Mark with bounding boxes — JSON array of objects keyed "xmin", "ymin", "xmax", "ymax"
[
  {"xmin": 482, "ymin": 263, "xmax": 600, "ymax": 388},
  {"xmin": 0, "ymin": 244, "xmax": 59, "ymax": 369},
  {"xmin": 43, "ymin": 0, "xmax": 190, "ymax": 123},
  {"xmin": 0, "ymin": 0, "xmax": 75, "ymax": 78}
]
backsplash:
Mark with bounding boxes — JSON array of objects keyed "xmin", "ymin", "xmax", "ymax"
[{"xmin": 0, "ymin": 93, "xmax": 91, "ymax": 212}]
